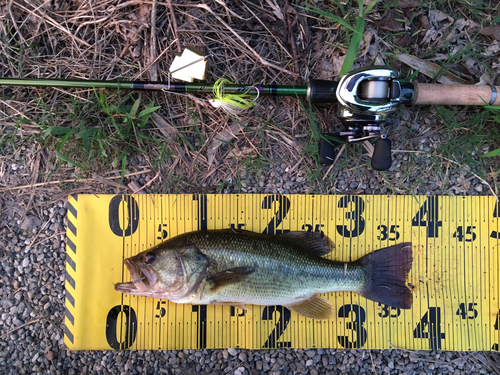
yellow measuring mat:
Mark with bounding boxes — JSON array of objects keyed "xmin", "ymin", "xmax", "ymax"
[{"xmin": 64, "ymin": 194, "xmax": 500, "ymax": 351}]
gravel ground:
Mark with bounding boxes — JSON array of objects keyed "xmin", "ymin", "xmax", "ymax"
[
  {"xmin": 1, "ymin": 166, "xmax": 500, "ymax": 374},
  {"xmin": 2, "ymin": 0, "xmax": 500, "ymax": 372}
]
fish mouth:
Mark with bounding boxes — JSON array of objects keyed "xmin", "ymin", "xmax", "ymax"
[{"xmin": 115, "ymin": 259, "xmax": 157, "ymax": 294}]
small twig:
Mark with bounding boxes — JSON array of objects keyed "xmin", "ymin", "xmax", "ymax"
[
  {"xmin": 132, "ymin": 40, "xmax": 177, "ymax": 80},
  {"xmin": 0, "ymin": 169, "xmax": 152, "ymax": 192},
  {"xmin": 150, "ymin": 0, "xmax": 158, "ymax": 81},
  {"xmin": 0, "ymin": 318, "xmax": 41, "ymax": 339},
  {"xmin": 27, "ymin": 210, "xmax": 56, "ymax": 250},
  {"xmin": 8, "ymin": 0, "xmax": 28, "ymax": 45},
  {"xmin": 368, "ymin": 350, "xmax": 376, "ymax": 373},
  {"xmin": 284, "ymin": 0, "xmax": 300, "ymax": 80},
  {"xmin": 167, "ymin": 0, "xmax": 182, "ymax": 54},
  {"xmin": 92, "ymin": 175, "xmax": 123, "ymax": 189},
  {"xmin": 0, "ymin": 99, "xmax": 30, "ymax": 119},
  {"xmin": 30, "ymin": 231, "xmax": 65, "ymax": 249},
  {"xmin": 134, "ymin": 170, "xmax": 161, "ymax": 193}
]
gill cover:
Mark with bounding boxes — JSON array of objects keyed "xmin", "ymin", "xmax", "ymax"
[{"xmin": 115, "ymin": 243, "xmax": 209, "ymax": 299}]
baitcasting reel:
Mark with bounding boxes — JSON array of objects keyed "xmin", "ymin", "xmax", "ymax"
[{"xmin": 307, "ymin": 67, "xmax": 415, "ymax": 171}]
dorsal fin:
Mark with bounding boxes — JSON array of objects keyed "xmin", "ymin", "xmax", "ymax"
[{"xmin": 278, "ymin": 231, "xmax": 334, "ymax": 256}]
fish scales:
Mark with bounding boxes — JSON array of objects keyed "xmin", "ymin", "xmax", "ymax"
[
  {"xmin": 115, "ymin": 229, "xmax": 413, "ymax": 320},
  {"xmin": 182, "ymin": 231, "xmax": 366, "ymax": 306}
]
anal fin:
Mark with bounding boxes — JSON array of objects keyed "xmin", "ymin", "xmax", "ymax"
[{"xmin": 286, "ymin": 295, "xmax": 334, "ymax": 320}]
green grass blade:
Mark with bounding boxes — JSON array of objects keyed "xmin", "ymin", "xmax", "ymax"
[
  {"xmin": 121, "ymin": 153, "xmax": 127, "ymax": 180},
  {"xmin": 138, "ymin": 105, "xmax": 161, "ymax": 118},
  {"xmin": 129, "ymin": 99, "xmax": 140, "ymax": 117},
  {"xmin": 76, "ymin": 128, "xmax": 99, "ymax": 139},
  {"xmin": 364, "ymin": 0, "xmax": 378, "ymax": 14},
  {"xmin": 42, "ymin": 126, "xmax": 72, "ymax": 137},
  {"xmin": 56, "ymin": 151, "xmax": 88, "ymax": 170},
  {"xmin": 481, "ymin": 148, "xmax": 500, "ymax": 157},
  {"xmin": 304, "ymin": 4, "xmax": 359, "ymax": 34},
  {"xmin": 340, "ymin": 17, "xmax": 365, "ymax": 76}
]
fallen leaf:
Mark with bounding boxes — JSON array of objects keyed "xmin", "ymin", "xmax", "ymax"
[
  {"xmin": 485, "ymin": 41, "xmax": 500, "ymax": 56},
  {"xmin": 317, "ymin": 60, "xmax": 335, "ymax": 80},
  {"xmin": 151, "ymin": 113, "xmax": 190, "ymax": 165},
  {"xmin": 395, "ymin": 33, "xmax": 412, "ymax": 48},
  {"xmin": 420, "ymin": 14, "xmax": 431, "ymax": 29},
  {"xmin": 428, "ymin": 10, "xmax": 453, "ymax": 25},
  {"xmin": 45, "ymin": 351, "xmax": 55, "ymax": 361},
  {"xmin": 359, "ymin": 30, "xmax": 373, "ymax": 58},
  {"xmin": 207, "ymin": 124, "xmax": 242, "ymax": 166},
  {"xmin": 477, "ymin": 73, "xmax": 492, "ymax": 86},
  {"xmin": 396, "ymin": 53, "xmax": 466, "ymax": 85},
  {"xmin": 128, "ymin": 181, "xmax": 146, "ymax": 194},
  {"xmin": 228, "ymin": 146, "xmax": 256, "ymax": 158},
  {"xmin": 378, "ymin": 10, "xmax": 405, "ymax": 32},
  {"xmin": 480, "ymin": 25, "xmax": 500, "ymax": 42},
  {"xmin": 318, "ymin": 54, "xmax": 345, "ymax": 78},
  {"xmin": 151, "ymin": 113, "xmax": 178, "ymax": 141}
]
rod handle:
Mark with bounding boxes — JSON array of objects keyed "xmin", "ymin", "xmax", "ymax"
[{"xmin": 412, "ymin": 83, "xmax": 500, "ymax": 106}]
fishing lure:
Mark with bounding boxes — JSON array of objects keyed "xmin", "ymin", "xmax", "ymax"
[{"xmin": 208, "ymin": 78, "xmax": 259, "ymax": 116}]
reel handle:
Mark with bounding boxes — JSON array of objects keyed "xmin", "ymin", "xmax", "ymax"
[{"xmin": 371, "ymin": 136, "xmax": 392, "ymax": 171}]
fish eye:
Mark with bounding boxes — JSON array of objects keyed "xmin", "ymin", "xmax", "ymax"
[{"xmin": 143, "ymin": 252, "xmax": 156, "ymax": 264}]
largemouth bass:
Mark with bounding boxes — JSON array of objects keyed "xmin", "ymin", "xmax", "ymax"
[{"xmin": 115, "ymin": 229, "xmax": 413, "ymax": 320}]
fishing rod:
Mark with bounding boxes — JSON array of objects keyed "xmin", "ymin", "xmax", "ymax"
[{"xmin": 1, "ymin": 67, "xmax": 499, "ymax": 170}]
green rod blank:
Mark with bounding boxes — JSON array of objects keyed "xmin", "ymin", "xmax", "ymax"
[{"xmin": 0, "ymin": 77, "xmax": 308, "ymax": 97}]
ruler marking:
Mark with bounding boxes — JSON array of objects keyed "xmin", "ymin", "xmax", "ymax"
[
  {"xmin": 479, "ymin": 197, "xmax": 484, "ymax": 349},
  {"xmin": 451, "ymin": 197, "xmax": 458, "ymax": 350},
  {"xmin": 463, "ymin": 197, "xmax": 471, "ymax": 350},
  {"xmin": 67, "ymin": 194, "xmax": 500, "ymax": 350},
  {"xmin": 478, "ymin": 197, "xmax": 484, "ymax": 349},
  {"xmin": 157, "ymin": 196, "xmax": 163, "ymax": 349},
  {"xmin": 487, "ymin": 198, "xmax": 500, "ymax": 349},
  {"xmin": 483, "ymin": 197, "xmax": 489, "ymax": 349},
  {"xmin": 384, "ymin": 195, "xmax": 390, "ymax": 349},
  {"xmin": 393, "ymin": 196, "xmax": 399, "ymax": 349},
  {"xmin": 471, "ymin": 196, "xmax": 478, "ymax": 350},
  {"xmin": 446, "ymin": 197, "xmax": 458, "ymax": 347},
  {"xmin": 493, "ymin": 198, "xmax": 499, "ymax": 350}
]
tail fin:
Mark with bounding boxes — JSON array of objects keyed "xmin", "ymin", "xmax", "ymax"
[{"xmin": 358, "ymin": 242, "xmax": 413, "ymax": 309}]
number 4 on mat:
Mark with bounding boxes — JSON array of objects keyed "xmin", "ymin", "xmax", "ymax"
[
  {"xmin": 413, "ymin": 307, "xmax": 445, "ymax": 350},
  {"xmin": 411, "ymin": 197, "xmax": 442, "ymax": 238}
]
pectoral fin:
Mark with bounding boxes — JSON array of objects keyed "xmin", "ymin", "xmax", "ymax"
[
  {"xmin": 207, "ymin": 266, "xmax": 255, "ymax": 292},
  {"xmin": 286, "ymin": 295, "xmax": 335, "ymax": 320}
]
